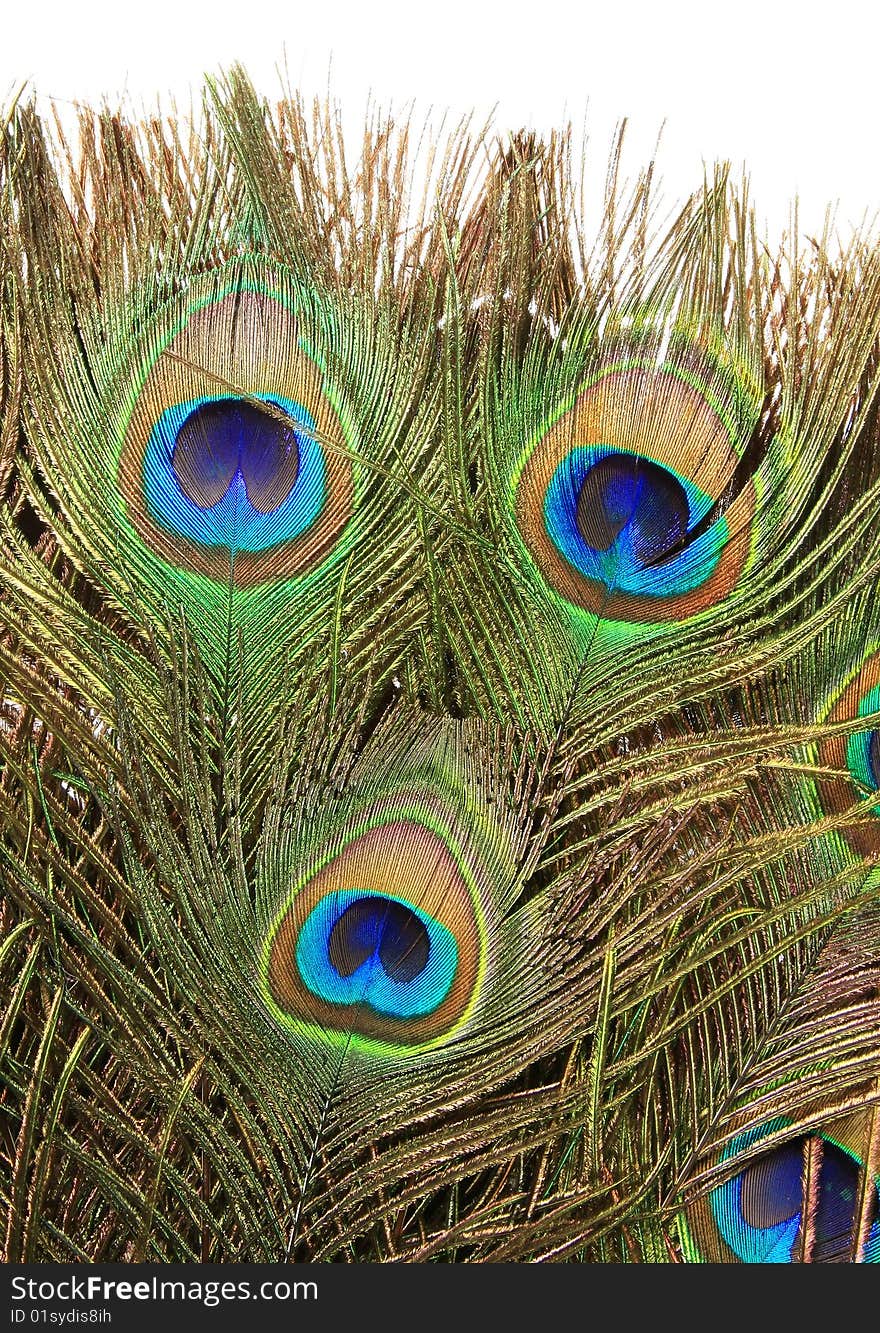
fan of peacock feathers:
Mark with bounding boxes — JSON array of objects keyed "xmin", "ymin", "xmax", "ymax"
[{"xmin": 1, "ymin": 71, "xmax": 879, "ymax": 1263}]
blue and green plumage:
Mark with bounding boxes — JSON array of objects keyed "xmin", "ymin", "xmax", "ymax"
[
  {"xmin": 292, "ymin": 891, "xmax": 460, "ymax": 1019},
  {"xmin": 2, "ymin": 74, "xmax": 880, "ymax": 1263},
  {"xmin": 845, "ymin": 680, "xmax": 880, "ymax": 805}
]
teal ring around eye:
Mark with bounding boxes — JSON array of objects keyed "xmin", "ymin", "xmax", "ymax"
[
  {"xmin": 142, "ymin": 394, "xmax": 325, "ymax": 551},
  {"xmin": 295, "ymin": 890, "xmax": 459, "ymax": 1018},
  {"xmin": 542, "ymin": 446, "xmax": 728, "ymax": 597}
]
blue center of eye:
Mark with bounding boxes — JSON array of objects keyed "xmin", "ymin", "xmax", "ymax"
[
  {"xmin": 328, "ymin": 896, "xmax": 430, "ymax": 982},
  {"xmin": 295, "ymin": 890, "xmax": 459, "ymax": 1018},
  {"xmin": 739, "ymin": 1142, "xmax": 803, "ymax": 1230},
  {"xmin": 172, "ymin": 398, "xmax": 300, "ymax": 514},
  {"xmin": 542, "ymin": 446, "xmax": 726, "ymax": 599},
  {"xmin": 811, "ymin": 1143, "xmax": 870, "ymax": 1262},
  {"xmin": 575, "ymin": 452, "xmax": 690, "ymax": 566},
  {"xmin": 142, "ymin": 393, "xmax": 327, "ymax": 554}
]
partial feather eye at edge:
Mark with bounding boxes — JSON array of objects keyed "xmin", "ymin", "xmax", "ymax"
[
  {"xmin": 682, "ymin": 1116, "xmax": 880, "ymax": 1263},
  {"xmin": 817, "ymin": 647, "xmax": 880, "ymax": 857}
]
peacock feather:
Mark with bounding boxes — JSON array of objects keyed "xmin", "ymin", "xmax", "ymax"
[{"xmin": 2, "ymin": 70, "xmax": 880, "ymax": 1263}]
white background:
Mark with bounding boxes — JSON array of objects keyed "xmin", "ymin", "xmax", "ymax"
[{"xmin": 3, "ymin": 0, "xmax": 879, "ymax": 243}]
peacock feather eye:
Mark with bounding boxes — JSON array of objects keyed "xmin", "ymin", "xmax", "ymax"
[
  {"xmin": 817, "ymin": 648, "xmax": 880, "ymax": 856},
  {"xmin": 262, "ymin": 805, "xmax": 493, "ymax": 1053},
  {"xmin": 513, "ymin": 357, "xmax": 757, "ymax": 627},
  {"xmin": 118, "ymin": 283, "xmax": 354, "ymax": 587},
  {"xmin": 682, "ymin": 1117, "xmax": 880, "ymax": 1263}
]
